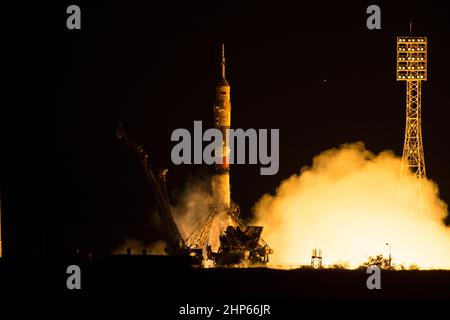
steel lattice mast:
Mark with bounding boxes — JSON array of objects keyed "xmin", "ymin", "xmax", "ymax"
[{"xmin": 396, "ymin": 36, "xmax": 427, "ymax": 179}]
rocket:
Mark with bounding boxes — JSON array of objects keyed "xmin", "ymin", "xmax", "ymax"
[{"xmin": 212, "ymin": 44, "xmax": 231, "ymax": 208}]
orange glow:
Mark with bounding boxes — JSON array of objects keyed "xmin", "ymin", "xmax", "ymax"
[{"xmin": 252, "ymin": 142, "xmax": 450, "ymax": 269}]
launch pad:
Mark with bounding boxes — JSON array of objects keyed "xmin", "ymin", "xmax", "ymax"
[
  {"xmin": 116, "ymin": 45, "xmax": 273, "ymax": 267},
  {"xmin": 117, "ymin": 124, "xmax": 272, "ymax": 267}
]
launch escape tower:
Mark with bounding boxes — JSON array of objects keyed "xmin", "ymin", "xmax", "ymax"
[{"xmin": 396, "ymin": 35, "xmax": 427, "ymax": 179}]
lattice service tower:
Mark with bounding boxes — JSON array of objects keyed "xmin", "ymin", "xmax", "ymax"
[{"xmin": 396, "ymin": 36, "xmax": 427, "ymax": 179}]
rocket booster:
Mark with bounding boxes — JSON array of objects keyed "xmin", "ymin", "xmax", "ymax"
[{"xmin": 212, "ymin": 44, "xmax": 231, "ymax": 208}]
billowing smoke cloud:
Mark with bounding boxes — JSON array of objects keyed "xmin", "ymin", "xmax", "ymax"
[
  {"xmin": 171, "ymin": 175, "xmax": 214, "ymax": 239},
  {"xmin": 252, "ymin": 142, "xmax": 450, "ymax": 269},
  {"xmin": 171, "ymin": 175, "xmax": 228, "ymax": 252}
]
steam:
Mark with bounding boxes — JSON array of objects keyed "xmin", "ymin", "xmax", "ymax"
[
  {"xmin": 252, "ymin": 142, "xmax": 450, "ymax": 269},
  {"xmin": 171, "ymin": 175, "xmax": 229, "ymax": 252},
  {"xmin": 171, "ymin": 176, "xmax": 213, "ymax": 239}
]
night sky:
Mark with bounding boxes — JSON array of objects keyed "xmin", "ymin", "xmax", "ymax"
[{"xmin": 2, "ymin": 1, "xmax": 450, "ymax": 257}]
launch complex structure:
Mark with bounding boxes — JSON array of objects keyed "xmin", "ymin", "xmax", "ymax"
[
  {"xmin": 183, "ymin": 45, "xmax": 273, "ymax": 265},
  {"xmin": 182, "ymin": 44, "xmax": 273, "ymax": 265},
  {"xmin": 117, "ymin": 45, "xmax": 273, "ymax": 266}
]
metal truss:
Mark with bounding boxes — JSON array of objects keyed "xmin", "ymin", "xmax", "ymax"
[{"xmin": 401, "ymin": 80, "xmax": 426, "ymax": 179}]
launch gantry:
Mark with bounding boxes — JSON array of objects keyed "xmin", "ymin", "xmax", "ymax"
[
  {"xmin": 117, "ymin": 124, "xmax": 272, "ymax": 266},
  {"xmin": 116, "ymin": 44, "xmax": 273, "ymax": 266},
  {"xmin": 185, "ymin": 202, "xmax": 273, "ymax": 265}
]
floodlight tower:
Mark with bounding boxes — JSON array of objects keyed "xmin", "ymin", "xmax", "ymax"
[{"xmin": 396, "ymin": 36, "xmax": 427, "ymax": 179}]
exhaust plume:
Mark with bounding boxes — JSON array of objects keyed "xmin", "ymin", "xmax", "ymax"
[{"xmin": 252, "ymin": 142, "xmax": 450, "ymax": 269}]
